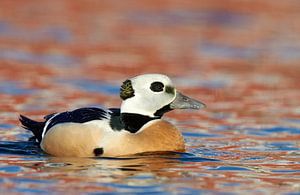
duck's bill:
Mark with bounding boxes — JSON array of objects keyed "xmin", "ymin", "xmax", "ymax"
[{"xmin": 170, "ymin": 92, "xmax": 206, "ymax": 110}]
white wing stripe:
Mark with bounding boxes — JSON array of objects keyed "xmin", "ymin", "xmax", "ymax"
[{"xmin": 42, "ymin": 113, "xmax": 60, "ymax": 138}]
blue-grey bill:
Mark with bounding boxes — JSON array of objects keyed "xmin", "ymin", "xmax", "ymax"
[{"xmin": 170, "ymin": 92, "xmax": 206, "ymax": 110}]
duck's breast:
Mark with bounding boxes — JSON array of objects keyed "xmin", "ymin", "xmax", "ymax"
[{"xmin": 103, "ymin": 120, "xmax": 185, "ymax": 156}]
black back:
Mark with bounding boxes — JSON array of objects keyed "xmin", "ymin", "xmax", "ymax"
[
  {"xmin": 20, "ymin": 107, "xmax": 110, "ymax": 143},
  {"xmin": 20, "ymin": 106, "xmax": 166, "ymax": 144},
  {"xmin": 45, "ymin": 107, "xmax": 108, "ymax": 132}
]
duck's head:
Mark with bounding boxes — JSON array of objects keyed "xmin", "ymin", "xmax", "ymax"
[{"xmin": 120, "ymin": 74, "xmax": 205, "ymax": 118}]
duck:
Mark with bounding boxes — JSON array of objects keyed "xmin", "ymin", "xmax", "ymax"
[{"xmin": 19, "ymin": 74, "xmax": 205, "ymax": 157}]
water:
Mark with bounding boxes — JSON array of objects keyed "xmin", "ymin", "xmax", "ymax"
[{"xmin": 0, "ymin": 1, "xmax": 300, "ymax": 194}]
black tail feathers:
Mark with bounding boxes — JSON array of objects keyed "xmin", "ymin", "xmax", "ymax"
[{"xmin": 19, "ymin": 115, "xmax": 44, "ymax": 143}]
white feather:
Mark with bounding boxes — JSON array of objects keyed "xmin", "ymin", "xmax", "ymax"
[{"xmin": 120, "ymin": 74, "xmax": 176, "ymax": 117}]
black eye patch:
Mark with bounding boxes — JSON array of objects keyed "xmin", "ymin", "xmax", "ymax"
[{"xmin": 150, "ymin": 81, "xmax": 164, "ymax": 92}]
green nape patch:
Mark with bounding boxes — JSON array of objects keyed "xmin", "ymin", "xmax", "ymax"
[{"xmin": 120, "ymin": 80, "xmax": 135, "ymax": 100}]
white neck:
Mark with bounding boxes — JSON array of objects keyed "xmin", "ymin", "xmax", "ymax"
[{"xmin": 120, "ymin": 95, "xmax": 158, "ymax": 117}]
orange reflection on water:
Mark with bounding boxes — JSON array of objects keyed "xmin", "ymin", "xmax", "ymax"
[{"xmin": 0, "ymin": 0, "xmax": 300, "ymax": 194}]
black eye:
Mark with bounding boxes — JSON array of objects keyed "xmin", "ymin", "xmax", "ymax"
[{"xmin": 150, "ymin": 81, "xmax": 164, "ymax": 92}]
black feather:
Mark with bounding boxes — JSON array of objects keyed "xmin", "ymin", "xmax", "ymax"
[
  {"xmin": 44, "ymin": 113, "xmax": 57, "ymax": 120},
  {"xmin": 121, "ymin": 113, "xmax": 159, "ymax": 133},
  {"xmin": 93, "ymin": 147, "xmax": 104, "ymax": 156},
  {"xmin": 44, "ymin": 107, "xmax": 109, "ymax": 133},
  {"xmin": 19, "ymin": 115, "xmax": 44, "ymax": 142},
  {"xmin": 19, "ymin": 107, "xmax": 109, "ymax": 143}
]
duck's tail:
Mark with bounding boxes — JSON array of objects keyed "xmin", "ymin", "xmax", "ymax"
[{"xmin": 19, "ymin": 115, "xmax": 44, "ymax": 143}]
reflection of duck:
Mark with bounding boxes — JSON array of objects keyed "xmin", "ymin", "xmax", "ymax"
[
  {"xmin": 40, "ymin": 152, "xmax": 184, "ymax": 173},
  {"xmin": 30, "ymin": 153, "xmax": 189, "ymax": 185},
  {"xmin": 19, "ymin": 74, "xmax": 205, "ymax": 157}
]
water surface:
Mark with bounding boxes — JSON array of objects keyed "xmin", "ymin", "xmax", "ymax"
[{"xmin": 0, "ymin": 1, "xmax": 300, "ymax": 194}]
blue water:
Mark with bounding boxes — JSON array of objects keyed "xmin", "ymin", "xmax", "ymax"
[{"xmin": 0, "ymin": 1, "xmax": 300, "ymax": 194}]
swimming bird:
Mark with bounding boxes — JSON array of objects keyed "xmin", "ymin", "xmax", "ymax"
[{"xmin": 20, "ymin": 74, "xmax": 205, "ymax": 157}]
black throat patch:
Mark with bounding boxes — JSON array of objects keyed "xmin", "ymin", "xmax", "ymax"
[
  {"xmin": 109, "ymin": 109, "xmax": 159, "ymax": 133},
  {"xmin": 154, "ymin": 104, "xmax": 173, "ymax": 117},
  {"xmin": 109, "ymin": 103, "xmax": 173, "ymax": 133},
  {"xmin": 121, "ymin": 113, "xmax": 159, "ymax": 133}
]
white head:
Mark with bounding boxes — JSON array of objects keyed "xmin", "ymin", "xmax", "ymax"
[{"xmin": 120, "ymin": 74, "xmax": 205, "ymax": 118}]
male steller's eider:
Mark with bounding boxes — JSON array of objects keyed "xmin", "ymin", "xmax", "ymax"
[{"xmin": 20, "ymin": 74, "xmax": 205, "ymax": 157}]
